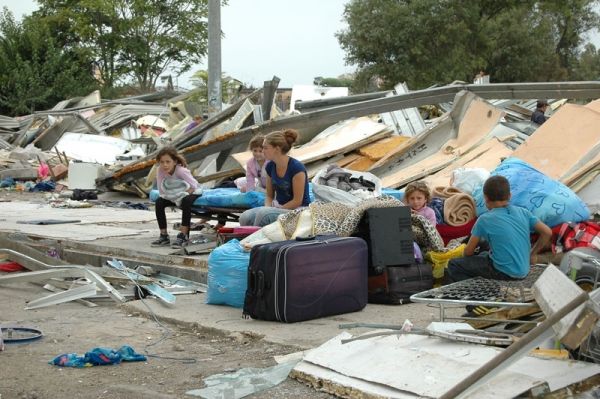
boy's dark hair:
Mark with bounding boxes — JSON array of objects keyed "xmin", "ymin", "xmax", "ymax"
[{"xmin": 483, "ymin": 175, "xmax": 510, "ymax": 201}]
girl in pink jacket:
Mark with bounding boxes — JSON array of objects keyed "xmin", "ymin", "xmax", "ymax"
[{"xmin": 152, "ymin": 147, "xmax": 199, "ymax": 249}]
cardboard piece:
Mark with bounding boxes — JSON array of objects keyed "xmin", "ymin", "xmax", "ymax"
[{"xmin": 512, "ymin": 104, "xmax": 600, "ymax": 181}]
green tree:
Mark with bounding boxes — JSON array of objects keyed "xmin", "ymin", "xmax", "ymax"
[
  {"xmin": 36, "ymin": 0, "xmax": 210, "ymax": 92},
  {"xmin": 572, "ymin": 43, "xmax": 600, "ymax": 80},
  {"xmin": 336, "ymin": 0, "xmax": 599, "ymax": 90},
  {"xmin": 313, "ymin": 76, "xmax": 354, "ymax": 87},
  {"xmin": 0, "ymin": 8, "xmax": 98, "ymax": 116},
  {"xmin": 189, "ymin": 70, "xmax": 243, "ymax": 105}
]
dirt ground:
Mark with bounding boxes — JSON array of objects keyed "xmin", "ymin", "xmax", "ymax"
[{"xmin": 0, "ymin": 282, "xmax": 333, "ymax": 399}]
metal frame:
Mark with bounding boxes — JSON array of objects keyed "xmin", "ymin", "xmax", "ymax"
[{"xmin": 411, "ymin": 265, "xmax": 545, "ymax": 321}]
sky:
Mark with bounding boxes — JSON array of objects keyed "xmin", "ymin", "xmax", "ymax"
[
  {"xmin": 3, "ymin": 0, "xmax": 600, "ymax": 89},
  {"xmin": 1, "ymin": 0, "xmax": 354, "ymax": 89}
]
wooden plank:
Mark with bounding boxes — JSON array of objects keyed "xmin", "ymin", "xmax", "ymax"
[
  {"xmin": 344, "ymin": 156, "xmax": 375, "ymax": 172},
  {"xmin": 333, "ymin": 153, "xmax": 362, "ymax": 168},
  {"xmin": 356, "ymin": 135, "xmax": 410, "ymax": 160}
]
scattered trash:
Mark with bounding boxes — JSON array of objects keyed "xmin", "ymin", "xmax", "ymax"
[
  {"xmin": 0, "ymin": 261, "xmax": 25, "ymax": 272},
  {"xmin": 185, "ymin": 359, "xmax": 300, "ymax": 398},
  {"xmin": 0, "ymin": 326, "xmax": 43, "ymax": 344},
  {"xmin": 49, "ymin": 345, "xmax": 146, "ymax": 367}
]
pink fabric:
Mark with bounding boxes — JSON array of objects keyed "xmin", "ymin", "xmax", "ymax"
[
  {"xmin": 156, "ymin": 164, "xmax": 198, "ymax": 196},
  {"xmin": 245, "ymin": 158, "xmax": 269, "ymax": 191},
  {"xmin": 415, "ymin": 206, "xmax": 437, "ymax": 226}
]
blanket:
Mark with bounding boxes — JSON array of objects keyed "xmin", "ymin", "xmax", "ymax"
[
  {"xmin": 432, "ymin": 186, "xmax": 463, "ymax": 199},
  {"xmin": 241, "ymin": 197, "xmax": 445, "ymax": 252},
  {"xmin": 160, "ymin": 177, "xmax": 190, "ymax": 207},
  {"xmin": 443, "ymin": 193, "xmax": 477, "ymax": 227}
]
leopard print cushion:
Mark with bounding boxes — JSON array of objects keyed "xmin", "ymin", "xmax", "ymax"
[{"xmin": 277, "ymin": 195, "xmax": 445, "ymax": 252}]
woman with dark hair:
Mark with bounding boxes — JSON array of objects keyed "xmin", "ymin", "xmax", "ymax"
[
  {"xmin": 151, "ymin": 146, "xmax": 200, "ymax": 248},
  {"xmin": 239, "ymin": 129, "xmax": 310, "ymax": 226}
]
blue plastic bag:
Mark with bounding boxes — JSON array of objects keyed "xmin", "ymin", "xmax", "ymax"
[
  {"xmin": 206, "ymin": 239, "xmax": 250, "ymax": 308},
  {"xmin": 472, "ymin": 158, "xmax": 590, "ymax": 227}
]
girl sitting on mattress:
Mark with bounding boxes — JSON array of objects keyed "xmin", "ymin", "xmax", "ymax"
[{"xmin": 239, "ymin": 129, "xmax": 310, "ymax": 227}]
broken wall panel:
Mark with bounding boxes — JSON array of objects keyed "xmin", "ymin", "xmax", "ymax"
[
  {"xmin": 379, "ymin": 94, "xmax": 505, "ymax": 188},
  {"xmin": 294, "ymin": 331, "xmax": 600, "ymax": 398},
  {"xmin": 231, "ymin": 117, "xmax": 392, "ymax": 170},
  {"xmin": 512, "ymin": 104, "xmax": 600, "ymax": 181},
  {"xmin": 96, "ymin": 82, "xmax": 600, "ymax": 189},
  {"xmin": 423, "ymin": 138, "xmax": 514, "ymax": 189}
]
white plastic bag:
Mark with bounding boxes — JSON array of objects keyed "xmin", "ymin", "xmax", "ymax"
[{"xmin": 450, "ymin": 167, "xmax": 490, "ymax": 195}]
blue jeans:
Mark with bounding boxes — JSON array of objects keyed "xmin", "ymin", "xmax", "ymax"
[
  {"xmin": 239, "ymin": 206, "xmax": 289, "ymax": 227},
  {"xmin": 445, "ymin": 253, "xmax": 515, "ymax": 284}
]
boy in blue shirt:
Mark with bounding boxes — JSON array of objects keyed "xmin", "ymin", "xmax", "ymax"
[{"xmin": 446, "ymin": 175, "xmax": 552, "ymax": 283}]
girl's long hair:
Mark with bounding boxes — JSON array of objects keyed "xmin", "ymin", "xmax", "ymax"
[{"xmin": 156, "ymin": 146, "xmax": 188, "ymax": 168}]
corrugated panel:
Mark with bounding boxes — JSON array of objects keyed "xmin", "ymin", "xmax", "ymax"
[
  {"xmin": 380, "ymin": 83, "xmax": 426, "ymax": 137},
  {"xmin": 0, "ymin": 115, "xmax": 20, "ymax": 130}
]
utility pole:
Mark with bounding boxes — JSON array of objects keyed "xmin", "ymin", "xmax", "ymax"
[{"xmin": 208, "ymin": 0, "xmax": 222, "ymax": 117}]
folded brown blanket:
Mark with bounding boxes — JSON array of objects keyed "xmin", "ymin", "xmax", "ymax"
[
  {"xmin": 432, "ymin": 186, "xmax": 463, "ymax": 199},
  {"xmin": 443, "ymin": 193, "xmax": 476, "ymax": 226}
]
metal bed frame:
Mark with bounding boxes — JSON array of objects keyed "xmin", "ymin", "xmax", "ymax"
[{"xmin": 410, "ymin": 265, "xmax": 546, "ymax": 322}]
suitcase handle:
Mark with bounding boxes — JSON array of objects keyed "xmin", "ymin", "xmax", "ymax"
[
  {"xmin": 295, "ymin": 235, "xmax": 316, "ymax": 241},
  {"xmin": 295, "ymin": 233, "xmax": 337, "ymax": 242}
]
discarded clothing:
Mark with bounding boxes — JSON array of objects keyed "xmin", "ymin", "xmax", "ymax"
[
  {"xmin": 115, "ymin": 201, "xmax": 149, "ymax": 210},
  {"xmin": 319, "ymin": 165, "xmax": 376, "ymax": 191},
  {"xmin": 318, "ymin": 164, "xmax": 354, "ymax": 191},
  {"xmin": 30, "ymin": 180, "xmax": 55, "ymax": 192},
  {"xmin": 71, "ymin": 189, "xmax": 98, "ymax": 200},
  {"xmin": 0, "ymin": 177, "xmax": 15, "ymax": 188},
  {"xmin": 429, "ymin": 197, "xmax": 445, "ymax": 224},
  {"xmin": 49, "ymin": 345, "xmax": 146, "ymax": 368}
]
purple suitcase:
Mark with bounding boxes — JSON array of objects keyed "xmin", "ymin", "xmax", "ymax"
[{"xmin": 243, "ymin": 236, "xmax": 368, "ymax": 322}]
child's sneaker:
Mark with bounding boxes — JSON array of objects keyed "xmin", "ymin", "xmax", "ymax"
[
  {"xmin": 461, "ymin": 305, "xmax": 498, "ymax": 318},
  {"xmin": 151, "ymin": 234, "xmax": 170, "ymax": 247},
  {"xmin": 171, "ymin": 232, "xmax": 190, "ymax": 248}
]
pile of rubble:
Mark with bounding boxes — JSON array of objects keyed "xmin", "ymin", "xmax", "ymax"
[{"xmin": 1, "ymin": 80, "xmax": 600, "ymax": 216}]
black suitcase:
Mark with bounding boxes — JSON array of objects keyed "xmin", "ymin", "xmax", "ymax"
[
  {"xmin": 243, "ymin": 236, "xmax": 368, "ymax": 322},
  {"xmin": 352, "ymin": 206, "xmax": 415, "ymax": 275},
  {"xmin": 368, "ymin": 263, "xmax": 433, "ymax": 305}
]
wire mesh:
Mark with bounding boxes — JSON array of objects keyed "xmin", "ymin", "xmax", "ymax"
[{"xmin": 411, "ymin": 265, "xmax": 546, "ymax": 306}]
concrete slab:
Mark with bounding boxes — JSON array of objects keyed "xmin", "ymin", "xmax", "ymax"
[{"xmin": 123, "ymin": 293, "xmax": 463, "ymax": 350}]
